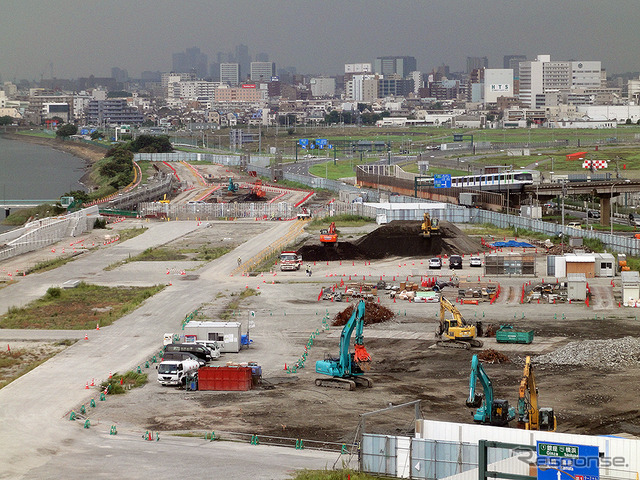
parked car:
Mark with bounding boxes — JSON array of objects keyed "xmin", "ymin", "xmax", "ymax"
[
  {"xmin": 449, "ymin": 255, "xmax": 463, "ymax": 270},
  {"xmin": 429, "ymin": 258, "xmax": 442, "ymax": 269},
  {"xmin": 470, "ymin": 256, "xmax": 482, "ymax": 267},
  {"xmin": 630, "ymin": 213, "xmax": 640, "ymax": 227},
  {"xmin": 587, "ymin": 210, "xmax": 601, "ymax": 219},
  {"xmin": 161, "ymin": 351, "xmax": 206, "ymax": 367},
  {"xmin": 164, "ymin": 343, "xmax": 213, "ymax": 362},
  {"xmin": 567, "ymin": 222, "xmax": 582, "ymax": 229}
]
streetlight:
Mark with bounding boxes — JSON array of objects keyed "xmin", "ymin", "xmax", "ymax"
[{"xmin": 610, "ymin": 180, "xmax": 631, "ymax": 236}]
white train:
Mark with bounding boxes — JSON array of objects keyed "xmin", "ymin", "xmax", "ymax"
[{"xmin": 429, "ymin": 170, "xmax": 538, "ymax": 192}]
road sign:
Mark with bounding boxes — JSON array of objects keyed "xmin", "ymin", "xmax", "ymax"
[
  {"xmin": 433, "ymin": 174, "xmax": 451, "ymax": 188},
  {"xmin": 537, "ymin": 441, "xmax": 599, "ymax": 480},
  {"xmin": 298, "ymin": 139, "xmax": 309, "ymax": 148},
  {"xmin": 316, "ymin": 138, "xmax": 328, "ymax": 149}
]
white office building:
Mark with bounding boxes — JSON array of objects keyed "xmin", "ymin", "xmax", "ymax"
[
  {"xmin": 519, "ymin": 55, "xmax": 601, "ymax": 107},
  {"xmin": 220, "ymin": 63, "xmax": 240, "ymax": 85},
  {"xmin": 484, "ymin": 69, "xmax": 514, "ymax": 104},
  {"xmin": 310, "ymin": 77, "xmax": 336, "ymax": 97},
  {"xmin": 250, "ymin": 62, "xmax": 276, "ymax": 82}
]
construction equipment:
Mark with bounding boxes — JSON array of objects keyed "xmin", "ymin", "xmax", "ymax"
[
  {"xmin": 420, "ymin": 213, "xmax": 440, "ymax": 238},
  {"xmin": 319, "ymin": 222, "xmax": 338, "ymax": 245},
  {"xmin": 315, "ymin": 300, "xmax": 372, "ymax": 390},
  {"xmin": 228, "ymin": 177, "xmax": 238, "ymax": 193},
  {"xmin": 436, "ymin": 296, "xmax": 483, "ymax": 349},
  {"xmin": 466, "ymin": 354, "xmax": 515, "ymax": 426},
  {"xmin": 517, "ymin": 356, "xmax": 557, "ymax": 431},
  {"xmin": 159, "ymin": 194, "xmax": 170, "ymax": 204},
  {"xmin": 251, "ymin": 179, "xmax": 266, "ymax": 198}
]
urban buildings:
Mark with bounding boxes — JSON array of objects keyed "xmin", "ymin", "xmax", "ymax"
[
  {"xmin": 250, "ymin": 62, "xmax": 276, "ymax": 82},
  {"xmin": 220, "ymin": 64, "xmax": 240, "ymax": 85},
  {"xmin": 172, "ymin": 47, "xmax": 208, "ymax": 78},
  {"xmin": 374, "ymin": 56, "xmax": 416, "ymax": 78}
]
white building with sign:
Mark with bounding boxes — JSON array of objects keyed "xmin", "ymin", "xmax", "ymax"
[{"xmin": 484, "ymin": 69, "xmax": 514, "ymax": 104}]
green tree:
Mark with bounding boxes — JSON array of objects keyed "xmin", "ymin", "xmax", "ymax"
[
  {"xmin": 0, "ymin": 115, "xmax": 13, "ymax": 125},
  {"xmin": 56, "ymin": 124, "xmax": 78, "ymax": 139},
  {"xmin": 61, "ymin": 190, "xmax": 90, "ymax": 204},
  {"xmin": 90, "ymin": 130, "xmax": 103, "ymax": 140},
  {"xmin": 129, "ymin": 134, "xmax": 173, "ymax": 153}
]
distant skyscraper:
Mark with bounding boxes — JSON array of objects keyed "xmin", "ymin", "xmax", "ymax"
[
  {"xmin": 466, "ymin": 57, "xmax": 488, "ymax": 74},
  {"xmin": 111, "ymin": 67, "xmax": 128, "ymax": 83},
  {"xmin": 250, "ymin": 62, "xmax": 276, "ymax": 82},
  {"xmin": 374, "ymin": 56, "xmax": 416, "ymax": 78},
  {"xmin": 220, "ymin": 63, "xmax": 240, "ymax": 85},
  {"xmin": 172, "ymin": 47, "xmax": 208, "ymax": 78},
  {"xmin": 234, "ymin": 44, "xmax": 251, "ymax": 81},
  {"xmin": 255, "ymin": 52, "xmax": 269, "ymax": 62},
  {"xmin": 503, "ymin": 55, "xmax": 527, "ymax": 78}
]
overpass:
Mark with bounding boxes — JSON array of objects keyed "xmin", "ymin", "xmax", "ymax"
[
  {"xmin": 0, "ymin": 200, "xmax": 58, "ymax": 218},
  {"xmin": 525, "ymin": 179, "xmax": 640, "ymax": 226}
]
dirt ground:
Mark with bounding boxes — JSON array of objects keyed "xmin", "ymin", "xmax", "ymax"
[{"xmin": 77, "ymin": 220, "xmax": 640, "ymax": 445}]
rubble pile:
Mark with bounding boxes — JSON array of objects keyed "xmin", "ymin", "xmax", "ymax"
[
  {"xmin": 535, "ymin": 337, "xmax": 640, "ymax": 369},
  {"xmin": 477, "ymin": 349, "xmax": 511, "ymax": 364},
  {"xmin": 332, "ymin": 302, "xmax": 395, "ymax": 327},
  {"xmin": 300, "ymin": 220, "xmax": 487, "ymax": 261}
]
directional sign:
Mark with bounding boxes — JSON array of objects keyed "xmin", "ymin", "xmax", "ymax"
[
  {"xmin": 433, "ymin": 174, "xmax": 451, "ymax": 188},
  {"xmin": 298, "ymin": 139, "xmax": 309, "ymax": 148},
  {"xmin": 537, "ymin": 441, "xmax": 599, "ymax": 480},
  {"xmin": 316, "ymin": 138, "xmax": 328, "ymax": 149}
]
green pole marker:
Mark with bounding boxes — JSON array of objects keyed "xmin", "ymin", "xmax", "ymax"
[
  {"xmin": 110, "ymin": 425, "xmax": 117, "ymax": 435},
  {"xmin": 90, "ymin": 399, "xmax": 96, "ymax": 408},
  {"xmin": 145, "ymin": 361, "xmax": 150, "ymax": 368},
  {"xmin": 483, "ymin": 311, "xmax": 485, "ymax": 318},
  {"xmin": 100, "ymin": 393, "xmax": 106, "ymax": 401},
  {"xmin": 156, "ymin": 432, "xmax": 160, "ymax": 441},
  {"xmin": 341, "ymin": 444, "xmax": 348, "ymax": 454},
  {"xmin": 554, "ymin": 313, "xmax": 557, "ymax": 320},
  {"xmin": 69, "ymin": 411, "xmax": 76, "ymax": 421},
  {"xmin": 210, "ymin": 431, "xmax": 215, "ymax": 441},
  {"xmin": 137, "ymin": 366, "xmax": 142, "ymax": 374},
  {"xmin": 84, "ymin": 419, "xmax": 90, "ymax": 429},
  {"xmin": 522, "ymin": 312, "xmax": 525, "ymax": 319},
  {"xmin": 80, "ymin": 404, "xmax": 86, "ymax": 415},
  {"xmin": 152, "ymin": 356, "xmax": 157, "ymax": 363}
]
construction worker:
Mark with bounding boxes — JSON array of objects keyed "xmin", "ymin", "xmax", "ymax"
[
  {"xmin": 237, "ymin": 257, "xmax": 242, "ymax": 266},
  {"xmin": 306, "ymin": 264, "xmax": 312, "ymax": 276}
]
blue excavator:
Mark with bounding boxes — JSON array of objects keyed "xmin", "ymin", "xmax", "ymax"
[
  {"xmin": 466, "ymin": 354, "xmax": 515, "ymax": 426},
  {"xmin": 315, "ymin": 300, "xmax": 373, "ymax": 390},
  {"xmin": 228, "ymin": 177, "xmax": 239, "ymax": 193}
]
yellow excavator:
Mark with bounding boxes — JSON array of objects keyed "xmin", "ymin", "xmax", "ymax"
[
  {"xmin": 436, "ymin": 296, "xmax": 483, "ymax": 349},
  {"xmin": 517, "ymin": 356, "xmax": 557, "ymax": 431},
  {"xmin": 420, "ymin": 213, "xmax": 440, "ymax": 238}
]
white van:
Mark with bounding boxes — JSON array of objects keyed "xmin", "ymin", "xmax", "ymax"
[
  {"xmin": 194, "ymin": 340, "xmax": 222, "ymax": 359},
  {"xmin": 567, "ymin": 222, "xmax": 582, "ymax": 230},
  {"xmin": 157, "ymin": 359, "xmax": 200, "ymax": 386}
]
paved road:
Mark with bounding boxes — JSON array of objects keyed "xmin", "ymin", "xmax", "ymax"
[{"xmin": 0, "ymin": 219, "xmax": 314, "ymax": 479}]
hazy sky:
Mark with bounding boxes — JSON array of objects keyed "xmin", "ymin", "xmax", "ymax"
[{"xmin": 2, "ymin": 0, "xmax": 640, "ymax": 81}]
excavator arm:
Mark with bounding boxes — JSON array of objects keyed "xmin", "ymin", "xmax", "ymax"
[
  {"xmin": 466, "ymin": 354, "xmax": 515, "ymax": 426},
  {"xmin": 437, "ymin": 296, "xmax": 482, "ymax": 348},
  {"xmin": 517, "ymin": 356, "xmax": 556, "ymax": 431}
]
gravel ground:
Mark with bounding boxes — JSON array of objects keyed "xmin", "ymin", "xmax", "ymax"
[{"xmin": 535, "ymin": 336, "xmax": 640, "ymax": 369}]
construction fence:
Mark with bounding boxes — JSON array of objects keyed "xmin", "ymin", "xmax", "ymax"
[
  {"xmin": 138, "ymin": 201, "xmax": 295, "ymax": 220},
  {"xmin": 0, "ymin": 206, "xmax": 100, "ymax": 262},
  {"xmin": 134, "ymin": 152, "xmax": 272, "ymax": 168}
]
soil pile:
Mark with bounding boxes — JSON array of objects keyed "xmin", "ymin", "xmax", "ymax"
[
  {"xmin": 299, "ymin": 220, "xmax": 487, "ymax": 261},
  {"xmin": 332, "ymin": 302, "xmax": 395, "ymax": 326}
]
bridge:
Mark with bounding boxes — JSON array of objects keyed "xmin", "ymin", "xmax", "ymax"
[
  {"xmin": 525, "ymin": 179, "xmax": 640, "ymax": 226},
  {"xmin": 0, "ymin": 200, "xmax": 58, "ymax": 218}
]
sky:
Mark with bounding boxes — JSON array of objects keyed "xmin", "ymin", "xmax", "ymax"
[{"xmin": 2, "ymin": 0, "xmax": 640, "ymax": 81}]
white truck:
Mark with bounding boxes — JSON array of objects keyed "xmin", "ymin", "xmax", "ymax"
[
  {"xmin": 279, "ymin": 251, "xmax": 303, "ymax": 271},
  {"xmin": 157, "ymin": 359, "xmax": 200, "ymax": 386},
  {"xmin": 195, "ymin": 340, "xmax": 222, "ymax": 360}
]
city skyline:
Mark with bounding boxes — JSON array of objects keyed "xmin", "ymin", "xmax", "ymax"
[{"xmin": 2, "ymin": 0, "xmax": 640, "ymax": 82}]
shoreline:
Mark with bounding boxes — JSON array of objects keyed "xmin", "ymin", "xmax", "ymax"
[{"xmin": 0, "ymin": 132, "xmax": 106, "ymax": 165}]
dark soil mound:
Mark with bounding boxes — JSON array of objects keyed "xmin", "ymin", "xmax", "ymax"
[
  {"xmin": 300, "ymin": 220, "xmax": 487, "ymax": 261},
  {"xmin": 332, "ymin": 302, "xmax": 395, "ymax": 326}
]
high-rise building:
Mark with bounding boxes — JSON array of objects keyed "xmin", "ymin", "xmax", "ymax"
[
  {"xmin": 374, "ymin": 56, "xmax": 416, "ymax": 78},
  {"xmin": 172, "ymin": 47, "xmax": 208, "ymax": 78},
  {"xmin": 518, "ymin": 55, "xmax": 602, "ymax": 107},
  {"xmin": 235, "ymin": 44, "xmax": 251, "ymax": 81},
  {"xmin": 484, "ymin": 69, "xmax": 514, "ymax": 104},
  {"xmin": 466, "ymin": 57, "xmax": 488, "ymax": 74},
  {"xmin": 255, "ymin": 52, "xmax": 269, "ymax": 62},
  {"xmin": 111, "ymin": 67, "xmax": 129, "ymax": 83},
  {"xmin": 250, "ymin": 62, "xmax": 276, "ymax": 82},
  {"xmin": 220, "ymin": 63, "xmax": 240, "ymax": 85},
  {"xmin": 503, "ymin": 55, "xmax": 526, "ymax": 78}
]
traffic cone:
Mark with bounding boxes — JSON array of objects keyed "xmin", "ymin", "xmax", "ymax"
[
  {"xmin": 6, "ymin": 344, "xmax": 9, "ymax": 352},
  {"xmin": 85, "ymin": 382, "xmax": 89, "ymax": 389},
  {"xmin": 109, "ymin": 371, "xmax": 113, "ymax": 379},
  {"xmin": 91, "ymin": 378, "xmax": 95, "ymax": 386},
  {"xmin": 84, "ymin": 333, "xmax": 88, "ymax": 340},
  {"xmin": 96, "ymin": 323, "xmax": 100, "ymax": 331}
]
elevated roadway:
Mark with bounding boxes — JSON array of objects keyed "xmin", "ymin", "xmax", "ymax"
[{"xmin": 525, "ymin": 179, "xmax": 640, "ymax": 226}]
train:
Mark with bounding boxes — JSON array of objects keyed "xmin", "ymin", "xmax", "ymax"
[{"xmin": 428, "ymin": 170, "xmax": 538, "ymax": 192}]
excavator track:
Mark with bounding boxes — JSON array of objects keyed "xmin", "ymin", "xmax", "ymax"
[
  {"xmin": 469, "ymin": 339, "xmax": 484, "ymax": 348},
  {"xmin": 436, "ymin": 340, "xmax": 471, "ymax": 350},
  {"xmin": 315, "ymin": 378, "xmax": 356, "ymax": 390}
]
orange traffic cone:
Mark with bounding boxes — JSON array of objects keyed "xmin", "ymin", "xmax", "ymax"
[
  {"xmin": 84, "ymin": 333, "xmax": 88, "ymax": 340},
  {"xmin": 96, "ymin": 323, "xmax": 100, "ymax": 331},
  {"xmin": 91, "ymin": 378, "xmax": 95, "ymax": 386},
  {"xmin": 85, "ymin": 382, "xmax": 89, "ymax": 389}
]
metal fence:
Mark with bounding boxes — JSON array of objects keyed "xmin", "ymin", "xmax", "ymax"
[
  {"xmin": 362, "ymin": 434, "xmax": 512, "ymax": 479},
  {"xmin": 134, "ymin": 152, "xmax": 272, "ymax": 168},
  {"xmin": 138, "ymin": 201, "xmax": 294, "ymax": 220}
]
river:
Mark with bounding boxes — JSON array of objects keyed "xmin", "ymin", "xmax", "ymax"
[{"xmin": 0, "ymin": 134, "xmax": 87, "ymax": 232}]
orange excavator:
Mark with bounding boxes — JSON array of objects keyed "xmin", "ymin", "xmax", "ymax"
[
  {"xmin": 251, "ymin": 179, "xmax": 266, "ymax": 198},
  {"xmin": 319, "ymin": 222, "xmax": 338, "ymax": 245}
]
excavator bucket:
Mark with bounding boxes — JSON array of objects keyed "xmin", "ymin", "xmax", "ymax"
[
  {"xmin": 466, "ymin": 393, "xmax": 483, "ymax": 409},
  {"xmin": 354, "ymin": 344, "xmax": 372, "ymax": 366}
]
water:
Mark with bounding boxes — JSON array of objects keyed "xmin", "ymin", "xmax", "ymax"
[{"xmin": 0, "ymin": 135, "xmax": 87, "ymax": 232}]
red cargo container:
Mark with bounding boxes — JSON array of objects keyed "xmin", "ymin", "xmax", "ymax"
[{"xmin": 198, "ymin": 366, "xmax": 253, "ymax": 391}]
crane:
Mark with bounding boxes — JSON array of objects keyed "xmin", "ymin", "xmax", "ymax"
[
  {"xmin": 420, "ymin": 212, "xmax": 440, "ymax": 238},
  {"xmin": 466, "ymin": 354, "xmax": 515, "ymax": 426},
  {"xmin": 436, "ymin": 296, "xmax": 483, "ymax": 349},
  {"xmin": 319, "ymin": 221, "xmax": 338, "ymax": 245},
  {"xmin": 517, "ymin": 356, "xmax": 557, "ymax": 431},
  {"xmin": 315, "ymin": 300, "xmax": 372, "ymax": 390}
]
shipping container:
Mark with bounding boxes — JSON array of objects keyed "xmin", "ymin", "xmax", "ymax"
[{"xmin": 197, "ymin": 366, "xmax": 252, "ymax": 391}]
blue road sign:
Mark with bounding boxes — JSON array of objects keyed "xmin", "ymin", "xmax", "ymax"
[
  {"xmin": 327, "ymin": 144, "xmax": 333, "ymax": 149},
  {"xmin": 80, "ymin": 129, "xmax": 89, "ymax": 135},
  {"xmin": 433, "ymin": 174, "xmax": 452, "ymax": 188},
  {"xmin": 537, "ymin": 441, "xmax": 599, "ymax": 480},
  {"xmin": 298, "ymin": 139, "xmax": 309, "ymax": 148}
]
